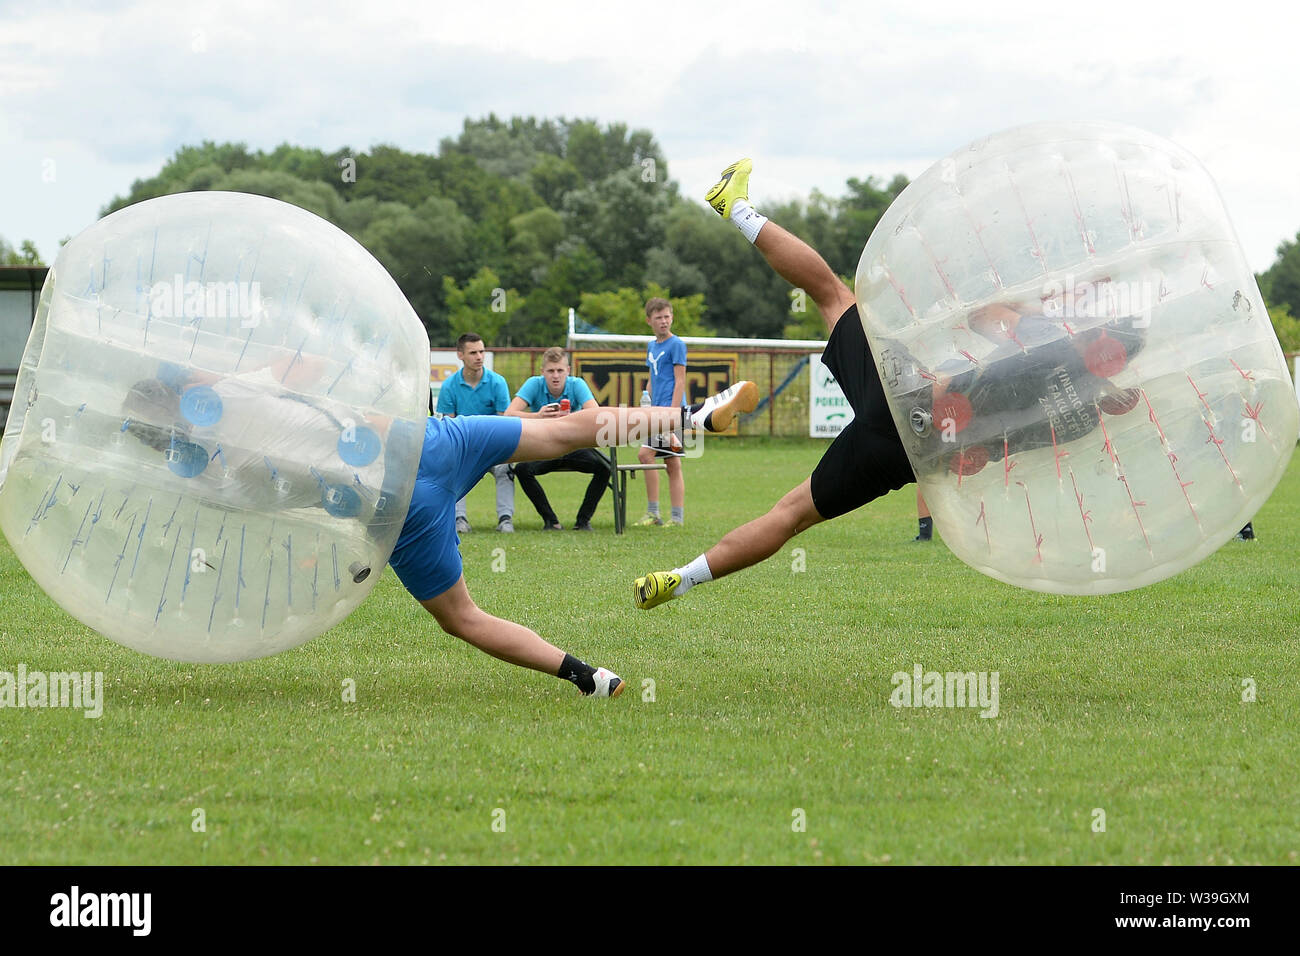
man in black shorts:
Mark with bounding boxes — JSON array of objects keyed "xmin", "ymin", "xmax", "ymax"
[
  {"xmin": 634, "ymin": 159, "xmax": 1150, "ymax": 609},
  {"xmin": 889, "ymin": 301, "xmax": 1145, "ymax": 478},
  {"xmin": 633, "ymin": 158, "xmax": 915, "ymax": 609}
]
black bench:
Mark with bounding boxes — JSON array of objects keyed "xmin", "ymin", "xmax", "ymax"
[{"xmin": 602, "ymin": 446, "xmax": 667, "ymax": 534}]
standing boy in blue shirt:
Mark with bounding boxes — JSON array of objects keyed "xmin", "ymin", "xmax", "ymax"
[
  {"xmin": 636, "ymin": 297, "xmax": 688, "ymax": 526},
  {"xmin": 506, "ymin": 347, "xmax": 610, "ymax": 531},
  {"xmin": 435, "ymin": 333, "xmax": 516, "ymax": 534}
]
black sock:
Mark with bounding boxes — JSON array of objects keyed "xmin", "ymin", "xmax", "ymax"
[
  {"xmin": 917, "ymin": 516, "xmax": 933, "ymax": 538},
  {"xmin": 681, "ymin": 403, "xmax": 705, "ymax": 429},
  {"xmin": 558, "ymin": 653, "xmax": 596, "ymax": 694}
]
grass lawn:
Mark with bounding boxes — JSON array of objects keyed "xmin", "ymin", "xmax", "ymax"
[{"xmin": 2, "ymin": 437, "xmax": 1297, "ymax": 864}]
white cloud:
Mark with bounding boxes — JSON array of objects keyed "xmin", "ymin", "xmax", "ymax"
[{"xmin": 1, "ymin": 0, "xmax": 1296, "ymax": 271}]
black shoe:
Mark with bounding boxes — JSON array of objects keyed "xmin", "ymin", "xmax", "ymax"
[
  {"xmin": 913, "ymin": 532, "xmax": 932, "ymax": 542},
  {"xmin": 542, "ymin": 522, "xmax": 563, "ymax": 531},
  {"xmin": 573, "ymin": 521, "xmax": 594, "ymax": 531},
  {"xmin": 1236, "ymin": 522, "xmax": 1255, "ymax": 540}
]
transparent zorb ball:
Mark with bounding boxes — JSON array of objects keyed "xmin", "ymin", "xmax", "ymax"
[
  {"xmin": 856, "ymin": 122, "xmax": 1297, "ymax": 594},
  {"xmin": 0, "ymin": 192, "xmax": 429, "ymax": 660}
]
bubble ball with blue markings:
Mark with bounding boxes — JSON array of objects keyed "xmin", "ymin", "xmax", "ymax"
[
  {"xmin": 0, "ymin": 191, "xmax": 429, "ymax": 662},
  {"xmin": 855, "ymin": 122, "xmax": 1298, "ymax": 594}
]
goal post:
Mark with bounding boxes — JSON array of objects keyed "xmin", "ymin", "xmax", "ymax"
[{"xmin": 565, "ymin": 308, "xmax": 844, "ymax": 438}]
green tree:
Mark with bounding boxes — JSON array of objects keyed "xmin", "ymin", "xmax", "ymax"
[
  {"xmin": 262, "ymin": 144, "xmax": 343, "ymax": 187},
  {"xmin": 442, "ymin": 267, "xmax": 525, "ymax": 346},
  {"xmin": 565, "ymin": 121, "xmax": 608, "ymax": 182},
  {"xmin": 516, "ymin": 241, "xmax": 608, "ymax": 343},
  {"xmin": 502, "ymin": 206, "xmax": 566, "ymax": 288},
  {"xmin": 349, "ymin": 144, "xmax": 439, "ymax": 205},
  {"xmin": 359, "ymin": 196, "xmax": 473, "ymax": 339},
  {"xmin": 102, "ymin": 141, "xmax": 257, "ymax": 214},
  {"xmin": 528, "ymin": 154, "xmax": 582, "ymax": 208},
  {"xmin": 1259, "ymin": 231, "xmax": 1300, "ymax": 318},
  {"xmin": 80, "ymin": 120, "xmax": 913, "ymax": 348},
  {"xmin": 442, "ymin": 114, "xmax": 541, "ymax": 179},
  {"xmin": 643, "ymin": 246, "xmax": 706, "ymax": 298},
  {"xmin": 442, "ymin": 115, "xmax": 568, "ymax": 175},
  {"xmin": 831, "ymin": 174, "xmax": 909, "ymax": 275},
  {"xmin": 1267, "ymin": 303, "xmax": 1300, "ymax": 354},
  {"xmin": 0, "ymin": 237, "xmax": 45, "ymax": 266},
  {"xmin": 212, "ymin": 169, "xmax": 344, "ymax": 223},
  {"xmin": 562, "ymin": 167, "xmax": 669, "ymax": 287},
  {"xmin": 577, "ymin": 283, "xmax": 709, "ymax": 336},
  {"xmin": 782, "ymin": 288, "xmax": 840, "ymax": 340}
]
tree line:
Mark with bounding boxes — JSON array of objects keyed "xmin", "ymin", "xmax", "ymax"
[{"xmin": 2, "ymin": 114, "xmax": 1298, "ymax": 350}]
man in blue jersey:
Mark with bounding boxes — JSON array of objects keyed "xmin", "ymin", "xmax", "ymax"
[
  {"xmin": 506, "ymin": 347, "xmax": 610, "ymax": 531},
  {"xmin": 635, "ymin": 297, "xmax": 689, "ymax": 526},
  {"xmin": 389, "ymin": 381, "xmax": 757, "ymax": 697},
  {"xmin": 121, "ymin": 353, "xmax": 760, "ymax": 697},
  {"xmin": 435, "ymin": 333, "xmax": 516, "ymax": 534}
]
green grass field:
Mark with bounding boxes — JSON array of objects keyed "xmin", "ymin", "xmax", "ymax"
[{"xmin": 2, "ymin": 438, "xmax": 1298, "ymax": 865}]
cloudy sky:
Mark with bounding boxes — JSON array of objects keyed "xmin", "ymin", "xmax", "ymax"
[{"xmin": 2, "ymin": 0, "xmax": 1297, "ymax": 271}]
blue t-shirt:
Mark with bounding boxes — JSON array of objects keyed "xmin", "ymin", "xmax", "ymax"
[
  {"xmin": 436, "ymin": 368, "xmax": 511, "ymax": 416},
  {"xmin": 646, "ymin": 335, "xmax": 687, "ymax": 407},
  {"xmin": 514, "ymin": 375, "xmax": 595, "ymax": 412}
]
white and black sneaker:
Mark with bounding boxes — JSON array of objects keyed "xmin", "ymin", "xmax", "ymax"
[{"xmin": 688, "ymin": 381, "xmax": 759, "ymax": 433}]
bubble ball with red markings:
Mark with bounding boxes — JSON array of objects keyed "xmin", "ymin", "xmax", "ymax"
[
  {"xmin": 855, "ymin": 122, "xmax": 1298, "ymax": 594},
  {"xmin": 0, "ymin": 192, "xmax": 430, "ymax": 661}
]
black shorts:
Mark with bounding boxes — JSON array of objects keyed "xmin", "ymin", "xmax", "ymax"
[
  {"xmin": 809, "ymin": 306, "xmax": 915, "ymax": 520},
  {"xmin": 642, "ymin": 433, "xmax": 685, "ymax": 459}
]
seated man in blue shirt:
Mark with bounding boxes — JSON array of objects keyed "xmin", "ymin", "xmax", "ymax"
[
  {"xmin": 506, "ymin": 348, "xmax": 610, "ymax": 531},
  {"xmin": 435, "ymin": 333, "xmax": 516, "ymax": 534}
]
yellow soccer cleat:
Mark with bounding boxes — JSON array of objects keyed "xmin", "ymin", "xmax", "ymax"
[
  {"xmin": 705, "ymin": 158, "xmax": 753, "ymax": 218},
  {"xmin": 634, "ymin": 512, "xmax": 664, "ymax": 527},
  {"xmin": 634, "ymin": 570, "xmax": 682, "ymax": 609}
]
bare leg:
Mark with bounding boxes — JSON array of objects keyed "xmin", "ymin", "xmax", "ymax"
[
  {"xmin": 510, "ymin": 406, "xmax": 681, "ymax": 463},
  {"xmin": 704, "ymin": 479, "xmax": 825, "ymax": 578},
  {"xmin": 422, "ymin": 576, "xmax": 564, "ymax": 674},
  {"xmin": 665, "ymin": 456, "xmax": 684, "ymax": 511},
  {"xmin": 752, "ymin": 222, "xmax": 856, "ymax": 330},
  {"xmin": 914, "ymin": 489, "xmax": 933, "ymax": 541},
  {"xmin": 639, "ymin": 444, "xmax": 660, "ymax": 507}
]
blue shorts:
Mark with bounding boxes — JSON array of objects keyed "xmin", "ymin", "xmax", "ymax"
[{"xmin": 388, "ymin": 415, "xmax": 523, "ymax": 601}]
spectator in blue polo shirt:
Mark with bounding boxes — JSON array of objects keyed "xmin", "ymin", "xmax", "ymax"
[
  {"xmin": 436, "ymin": 333, "xmax": 516, "ymax": 533},
  {"xmin": 506, "ymin": 347, "xmax": 610, "ymax": 531}
]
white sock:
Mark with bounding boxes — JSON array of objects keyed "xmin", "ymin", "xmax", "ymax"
[
  {"xmin": 729, "ymin": 198, "xmax": 768, "ymax": 244},
  {"xmin": 673, "ymin": 554, "xmax": 713, "ymax": 595}
]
